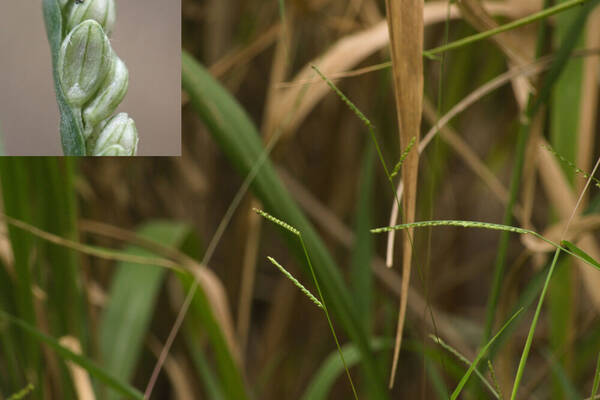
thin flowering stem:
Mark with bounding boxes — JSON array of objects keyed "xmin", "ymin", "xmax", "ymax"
[{"xmin": 255, "ymin": 208, "xmax": 359, "ymax": 400}]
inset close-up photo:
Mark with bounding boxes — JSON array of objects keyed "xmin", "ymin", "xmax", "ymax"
[{"xmin": 0, "ymin": 0, "xmax": 180, "ymax": 155}]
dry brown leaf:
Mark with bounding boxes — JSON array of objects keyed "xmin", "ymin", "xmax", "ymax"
[
  {"xmin": 457, "ymin": 0, "xmax": 535, "ymax": 108},
  {"xmin": 384, "ymin": 0, "xmax": 424, "ymax": 387},
  {"xmin": 191, "ymin": 266, "xmax": 243, "ymax": 366},
  {"xmin": 576, "ymin": 7, "xmax": 600, "ymax": 197},
  {"xmin": 537, "ymin": 140, "xmax": 600, "ymax": 309},
  {"xmin": 59, "ymin": 337, "xmax": 96, "ymax": 400},
  {"xmin": 270, "ymin": 1, "xmax": 536, "ymax": 140},
  {"xmin": 209, "ymin": 24, "xmax": 282, "ymax": 78}
]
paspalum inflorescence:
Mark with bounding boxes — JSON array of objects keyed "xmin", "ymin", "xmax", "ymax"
[{"xmin": 45, "ymin": 0, "xmax": 138, "ymax": 155}]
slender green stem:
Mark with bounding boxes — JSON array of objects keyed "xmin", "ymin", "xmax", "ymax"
[
  {"xmin": 7, "ymin": 383, "xmax": 34, "ymax": 400},
  {"xmin": 430, "ymin": 335, "xmax": 500, "ymax": 399},
  {"xmin": 311, "ymin": 65, "xmax": 404, "ymax": 214},
  {"xmin": 483, "ymin": 115, "xmax": 531, "ymax": 341},
  {"xmin": 482, "ymin": 0, "xmax": 558, "ymax": 342},
  {"xmin": 450, "ymin": 308, "xmax": 523, "ymax": 400},
  {"xmin": 255, "ymin": 207, "xmax": 359, "ymax": 399},
  {"xmin": 423, "ymin": 0, "xmax": 588, "ymax": 58},
  {"xmin": 299, "ymin": 236, "xmax": 359, "ymax": 400},
  {"xmin": 510, "ymin": 248, "xmax": 561, "ymax": 399},
  {"xmin": 592, "ymin": 352, "xmax": 600, "ymax": 399}
]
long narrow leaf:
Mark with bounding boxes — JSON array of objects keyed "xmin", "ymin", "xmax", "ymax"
[
  {"xmin": 561, "ymin": 240, "xmax": 600, "ymax": 270},
  {"xmin": 450, "ymin": 308, "xmax": 523, "ymax": 399},
  {"xmin": 0, "ymin": 310, "xmax": 143, "ymax": 399},
  {"xmin": 100, "ymin": 222, "xmax": 191, "ymax": 400},
  {"xmin": 301, "ymin": 339, "xmax": 391, "ymax": 400}
]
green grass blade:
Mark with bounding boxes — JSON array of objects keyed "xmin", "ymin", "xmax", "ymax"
[
  {"xmin": 0, "ymin": 263, "xmax": 22, "ymax": 390},
  {"xmin": 100, "ymin": 222, "xmax": 191, "ymax": 400},
  {"xmin": 0, "ymin": 310, "xmax": 143, "ymax": 399},
  {"xmin": 510, "ymin": 249, "xmax": 561, "ymax": 399},
  {"xmin": 430, "ymin": 335, "xmax": 500, "ymax": 399},
  {"xmin": 182, "ymin": 51, "xmax": 388, "ymax": 398},
  {"xmin": 0, "ymin": 159, "xmax": 40, "ymax": 373},
  {"xmin": 592, "ymin": 352, "xmax": 600, "ymax": 399},
  {"xmin": 301, "ymin": 338, "xmax": 391, "ymax": 400},
  {"xmin": 33, "ymin": 159, "xmax": 85, "ymax": 344},
  {"xmin": 371, "ymin": 220, "xmax": 600, "ymax": 287},
  {"xmin": 482, "ymin": 0, "xmax": 598, "ymax": 344},
  {"xmin": 422, "ymin": 0, "xmax": 589, "ymax": 58},
  {"xmin": 561, "ymin": 240, "xmax": 600, "ymax": 270},
  {"xmin": 42, "ymin": 0, "xmax": 86, "ymax": 155},
  {"xmin": 548, "ymin": 4, "xmax": 590, "ymax": 393},
  {"xmin": 351, "ymin": 146, "xmax": 375, "ymax": 328},
  {"xmin": 182, "ymin": 326, "xmax": 225, "ymax": 400},
  {"xmin": 177, "ymin": 270, "xmax": 250, "ymax": 400},
  {"xmin": 450, "ymin": 308, "xmax": 523, "ymax": 400},
  {"xmin": 544, "ymin": 350, "xmax": 582, "ymax": 399}
]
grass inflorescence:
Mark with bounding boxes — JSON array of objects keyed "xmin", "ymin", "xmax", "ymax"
[
  {"xmin": 544, "ymin": 144, "xmax": 600, "ymax": 188},
  {"xmin": 254, "ymin": 208, "xmax": 358, "ymax": 400},
  {"xmin": 390, "ymin": 136, "xmax": 417, "ymax": 179},
  {"xmin": 371, "ymin": 219, "xmax": 600, "ymax": 272},
  {"xmin": 266, "ymin": 256, "xmax": 323, "ymax": 309}
]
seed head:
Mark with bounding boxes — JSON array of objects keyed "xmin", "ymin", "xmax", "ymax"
[
  {"xmin": 67, "ymin": 0, "xmax": 116, "ymax": 36},
  {"xmin": 92, "ymin": 113, "xmax": 138, "ymax": 156},
  {"xmin": 58, "ymin": 20, "xmax": 112, "ymax": 107},
  {"xmin": 83, "ymin": 55, "xmax": 129, "ymax": 138}
]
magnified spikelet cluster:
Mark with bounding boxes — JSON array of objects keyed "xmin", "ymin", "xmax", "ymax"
[{"xmin": 58, "ymin": 0, "xmax": 138, "ymax": 155}]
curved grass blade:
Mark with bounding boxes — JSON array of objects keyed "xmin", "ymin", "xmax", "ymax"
[
  {"xmin": 510, "ymin": 249, "xmax": 561, "ymax": 399},
  {"xmin": 42, "ymin": 0, "xmax": 86, "ymax": 155},
  {"xmin": 371, "ymin": 220, "xmax": 600, "ymax": 272},
  {"xmin": 591, "ymin": 351, "xmax": 600, "ymax": 399},
  {"xmin": 351, "ymin": 146, "xmax": 375, "ymax": 328},
  {"xmin": 0, "ymin": 310, "xmax": 143, "ymax": 399},
  {"xmin": 422, "ymin": 0, "xmax": 589, "ymax": 58},
  {"xmin": 100, "ymin": 222, "xmax": 192, "ymax": 400},
  {"xmin": 561, "ymin": 240, "xmax": 600, "ymax": 271},
  {"xmin": 450, "ymin": 308, "xmax": 523, "ymax": 400}
]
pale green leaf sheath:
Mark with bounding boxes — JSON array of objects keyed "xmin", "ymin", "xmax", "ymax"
[{"xmin": 45, "ymin": 0, "xmax": 138, "ymax": 155}]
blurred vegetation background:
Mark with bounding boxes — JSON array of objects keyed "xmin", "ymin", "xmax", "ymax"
[{"xmin": 2, "ymin": 0, "xmax": 600, "ymax": 399}]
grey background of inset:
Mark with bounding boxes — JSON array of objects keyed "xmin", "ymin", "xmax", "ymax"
[{"xmin": 0, "ymin": 0, "xmax": 181, "ymax": 156}]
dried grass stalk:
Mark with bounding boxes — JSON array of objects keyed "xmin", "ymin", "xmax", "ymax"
[{"xmin": 384, "ymin": 0, "xmax": 424, "ymax": 388}]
